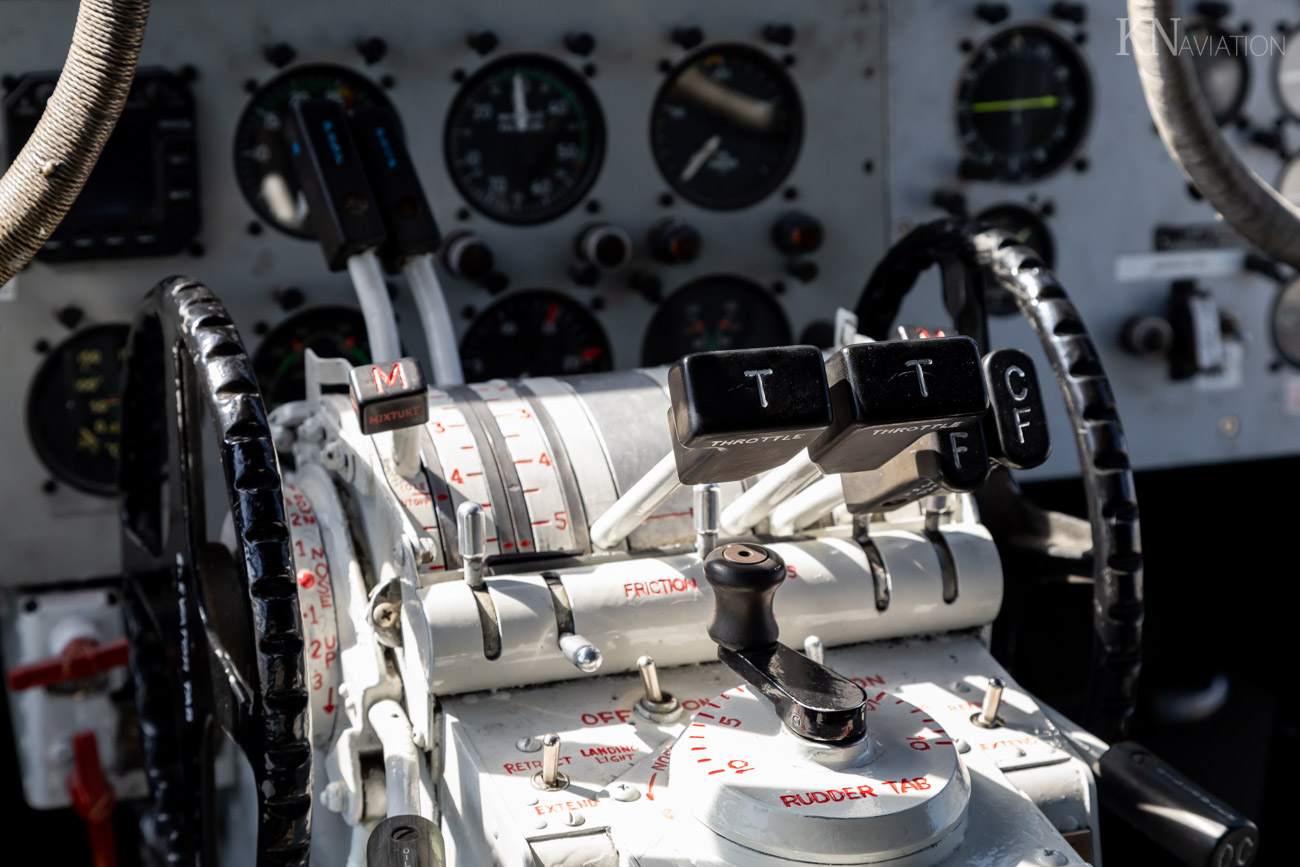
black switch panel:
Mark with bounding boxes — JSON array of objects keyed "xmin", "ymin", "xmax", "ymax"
[
  {"xmin": 841, "ymin": 421, "xmax": 990, "ymax": 515},
  {"xmin": 283, "ymin": 99, "xmax": 387, "ymax": 271},
  {"xmin": 349, "ymin": 358, "xmax": 429, "ymax": 435},
  {"xmin": 982, "ymin": 349, "xmax": 1050, "ymax": 470},
  {"xmin": 808, "ymin": 337, "xmax": 988, "ymax": 474},
  {"xmin": 668, "ymin": 346, "xmax": 832, "ymax": 484}
]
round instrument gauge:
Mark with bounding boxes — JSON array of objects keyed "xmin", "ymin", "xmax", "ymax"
[
  {"xmin": 234, "ymin": 64, "xmax": 396, "ymax": 237},
  {"xmin": 956, "ymin": 25, "xmax": 1093, "ymax": 183},
  {"xmin": 1188, "ymin": 21, "xmax": 1249, "ymax": 125},
  {"xmin": 642, "ymin": 275, "xmax": 792, "ymax": 366},
  {"xmin": 459, "ymin": 290, "xmax": 612, "ymax": 379},
  {"xmin": 1276, "ymin": 28, "xmax": 1300, "ymax": 119},
  {"xmin": 445, "ymin": 55, "xmax": 605, "ymax": 224},
  {"xmin": 1273, "ymin": 278, "xmax": 1300, "ymax": 367},
  {"xmin": 1275, "ymin": 154, "xmax": 1300, "ymax": 206},
  {"xmin": 26, "ymin": 324, "xmax": 129, "ymax": 495},
  {"xmin": 252, "ymin": 307, "xmax": 371, "ymax": 410},
  {"xmin": 651, "ymin": 44, "xmax": 803, "ymax": 210},
  {"xmin": 976, "ymin": 203, "xmax": 1056, "ymax": 315}
]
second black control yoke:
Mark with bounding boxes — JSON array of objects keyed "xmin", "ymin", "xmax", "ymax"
[{"xmin": 704, "ymin": 543, "xmax": 868, "ymax": 745}]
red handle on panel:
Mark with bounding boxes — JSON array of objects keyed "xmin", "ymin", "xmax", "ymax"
[
  {"xmin": 5, "ymin": 637, "xmax": 130, "ymax": 692},
  {"xmin": 67, "ymin": 731, "xmax": 118, "ymax": 867}
]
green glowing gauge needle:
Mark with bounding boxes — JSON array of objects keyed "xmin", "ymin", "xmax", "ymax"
[{"xmin": 969, "ymin": 95, "xmax": 1060, "ymax": 114}]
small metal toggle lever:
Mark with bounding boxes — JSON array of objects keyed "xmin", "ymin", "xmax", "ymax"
[
  {"xmin": 693, "ymin": 483, "xmax": 720, "ymax": 559},
  {"xmin": 533, "ymin": 732, "xmax": 568, "ymax": 790},
  {"xmin": 974, "ymin": 676, "xmax": 1005, "ymax": 728},
  {"xmin": 635, "ymin": 655, "xmax": 682, "ymax": 723},
  {"xmin": 457, "ymin": 501, "xmax": 486, "ymax": 589}
]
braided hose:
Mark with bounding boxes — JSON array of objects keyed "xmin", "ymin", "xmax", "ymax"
[
  {"xmin": 1127, "ymin": 0, "xmax": 1300, "ymax": 268},
  {"xmin": 0, "ymin": 0, "xmax": 150, "ymax": 284}
]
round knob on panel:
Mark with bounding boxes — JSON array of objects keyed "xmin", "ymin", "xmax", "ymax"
[
  {"xmin": 443, "ymin": 231, "xmax": 495, "ymax": 282},
  {"xmin": 704, "ymin": 543, "xmax": 785, "ymax": 652},
  {"xmin": 356, "ymin": 37, "xmax": 388, "ymax": 65},
  {"xmin": 772, "ymin": 211, "xmax": 824, "ymax": 255},
  {"xmin": 564, "ymin": 31, "xmax": 596, "ymax": 56},
  {"xmin": 671, "ymin": 26, "xmax": 704, "ymax": 51},
  {"xmin": 1122, "ymin": 315, "xmax": 1174, "ymax": 359},
  {"xmin": 649, "ymin": 218, "xmax": 702, "ymax": 264},
  {"xmin": 575, "ymin": 223, "xmax": 632, "ymax": 272},
  {"xmin": 263, "ymin": 42, "xmax": 297, "ymax": 68},
  {"xmin": 975, "ymin": 3, "xmax": 1010, "ymax": 24},
  {"xmin": 467, "ymin": 30, "xmax": 499, "ymax": 56}
]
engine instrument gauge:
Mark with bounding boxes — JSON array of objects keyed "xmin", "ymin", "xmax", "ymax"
[
  {"xmin": 1188, "ymin": 21, "xmax": 1249, "ymax": 125},
  {"xmin": 459, "ymin": 290, "xmax": 612, "ymax": 379},
  {"xmin": 976, "ymin": 203, "xmax": 1056, "ymax": 315},
  {"xmin": 651, "ymin": 44, "xmax": 803, "ymax": 210},
  {"xmin": 1273, "ymin": 278, "xmax": 1300, "ymax": 368},
  {"xmin": 641, "ymin": 275, "xmax": 791, "ymax": 366},
  {"xmin": 252, "ymin": 307, "xmax": 371, "ymax": 410},
  {"xmin": 445, "ymin": 55, "xmax": 605, "ymax": 224},
  {"xmin": 234, "ymin": 64, "xmax": 396, "ymax": 237},
  {"xmin": 956, "ymin": 26, "xmax": 1092, "ymax": 183},
  {"xmin": 26, "ymin": 324, "xmax": 129, "ymax": 495}
]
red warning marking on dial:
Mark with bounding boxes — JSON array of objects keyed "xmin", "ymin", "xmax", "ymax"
[
  {"xmin": 531, "ymin": 520, "xmax": 551, "ymax": 526},
  {"xmin": 708, "ymin": 768, "xmax": 725, "ymax": 775}
]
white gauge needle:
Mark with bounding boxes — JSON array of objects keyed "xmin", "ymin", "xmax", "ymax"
[
  {"xmin": 680, "ymin": 135, "xmax": 721, "ymax": 182},
  {"xmin": 512, "ymin": 74, "xmax": 529, "ymax": 132}
]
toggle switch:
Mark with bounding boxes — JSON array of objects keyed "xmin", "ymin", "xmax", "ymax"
[
  {"xmin": 635, "ymin": 655, "xmax": 682, "ymax": 723},
  {"xmin": 6, "ymin": 637, "xmax": 129, "ymax": 692},
  {"xmin": 839, "ymin": 421, "xmax": 990, "ymax": 514},
  {"xmin": 981, "ymin": 348, "xmax": 1050, "ymax": 470},
  {"xmin": 974, "ymin": 676, "xmax": 1006, "ymax": 728},
  {"xmin": 704, "ymin": 544, "xmax": 868, "ymax": 744},
  {"xmin": 349, "ymin": 358, "xmax": 429, "ymax": 436},
  {"xmin": 808, "ymin": 336, "xmax": 987, "ymax": 475},
  {"xmin": 667, "ymin": 346, "xmax": 832, "ymax": 485},
  {"xmin": 803, "ymin": 635, "xmax": 824, "ymax": 665},
  {"xmin": 534, "ymin": 732, "xmax": 568, "ymax": 790}
]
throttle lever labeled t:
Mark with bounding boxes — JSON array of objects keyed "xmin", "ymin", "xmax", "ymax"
[{"xmin": 704, "ymin": 543, "xmax": 867, "ymax": 745}]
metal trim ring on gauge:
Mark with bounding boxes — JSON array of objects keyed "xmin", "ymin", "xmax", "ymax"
[
  {"xmin": 650, "ymin": 42, "xmax": 804, "ymax": 210},
  {"xmin": 443, "ymin": 53, "xmax": 607, "ymax": 225},
  {"xmin": 953, "ymin": 23, "xmax": 1094, "ymax": 184}
]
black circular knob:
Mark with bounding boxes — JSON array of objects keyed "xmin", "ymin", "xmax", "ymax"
[
  {"xmin": 785, "ymin": 259, "xmax": 819, "ymax": 283},
  {"xmin": 1122, "ymin": 315, "xmax": 1174, "ymax": 359},
  {"xmin": 1050, "ymin": 2, "xmax": 1087, "ymax": 24},
  {"xmin": 771, "ymin": 211, "xmax": 824, "ymax": 255},
  {"xmin": 443, "ymin": 232, "xmax": 495, "ymax": 282},
  {"xmin": 576, "ymin": 224, "xmax": 632, "ymax": 271},
  {"xmin": 467, "ymin": 30, "xmax": 499, "ymax": 56},
  {"xmin": 55, "ymin": 305, "xmax": 84, "ymax": 330},
  {"xmin": 762, "ymin": 23, "xmax": 795, "ymax": 46},
  {"xmin": 263, "ymin": 42, "xmax": 297, "ymax": 69},
  {"xmin": 628, "ymin": 270, "xmax": 664, "ymax": 303},
  {"xmin": 274, "ymin": 286, "xmax": 305, "ymax": 313},
  {"xmin": 704, "ymin": 544, "xmax": 785, "ymax": 652},
  {"xmin": 671, "ymin": 26, "xmax": 704, "ymax": 51},
  {"xmin": 975, "ymin": 3, "xmax": 1010, "ymax": 25},
  {"xmin": 356, "ymin": 37, "xmax": 388, "ymax": 65},
  {"xmin": 565, "ymin": 31, "xmax": 596, "ymax": 56},
  {"xmin": 650, "ymin": 218, "xmax": 702, "ymax": 264}
]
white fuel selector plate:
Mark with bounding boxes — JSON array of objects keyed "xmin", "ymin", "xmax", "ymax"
[{"xmin": 669, "ymin": 684, "xmax": 970, "ymax": 865}]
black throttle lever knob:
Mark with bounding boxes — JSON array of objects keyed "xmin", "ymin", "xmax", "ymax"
[
  {"xmin": 704, "ymin": 544, "xmax": 868, "ymax": 745},
  {"xmin": 981, "ymin": 348, "xmax": 1051, "ymax": 470}
]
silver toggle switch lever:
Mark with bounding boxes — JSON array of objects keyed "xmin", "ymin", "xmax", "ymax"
[
  {"xmin": 635, "ymin": 655, "xmax": 682, "ymax": 723},
  {"xmin": 457, "ymin": 501, "xmax": 487, "ymax": 589},
  {"xmin": 694, "ymin": 483, "xmax": 721, "ymax": 559},
  {"xmin": 974, "ymin": 676, "xmax": 1006, "ymax": 728},
  {"xmin": 533, "ymin": 732, "xmax": 568, "ymax": 790},
  {"xmin": 803, "ymin": 635, "xmax": 825, "ymax": 665},
  {"xmin": 558, "ymin": 633, "xmax": 603, "ymax": 673}
]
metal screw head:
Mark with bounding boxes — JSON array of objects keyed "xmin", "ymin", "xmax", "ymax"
[
  {"xmin": 562, "ymin": 811, "xmax": 585, "ymax": 827},
  {"xmin": 372, "ymin": 602, "xmax": 399, "ymax": 629},
  {"xmin": 610, "ymin": 782, "xmax": 640, "ymax": 802},
  {"xmin": 1033, "ymin": 848, "xmax": 1069, "ymax": 866},
  {"xmin": 516, "ymin": 736, "xmax": 541, "ymax": 753}
]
